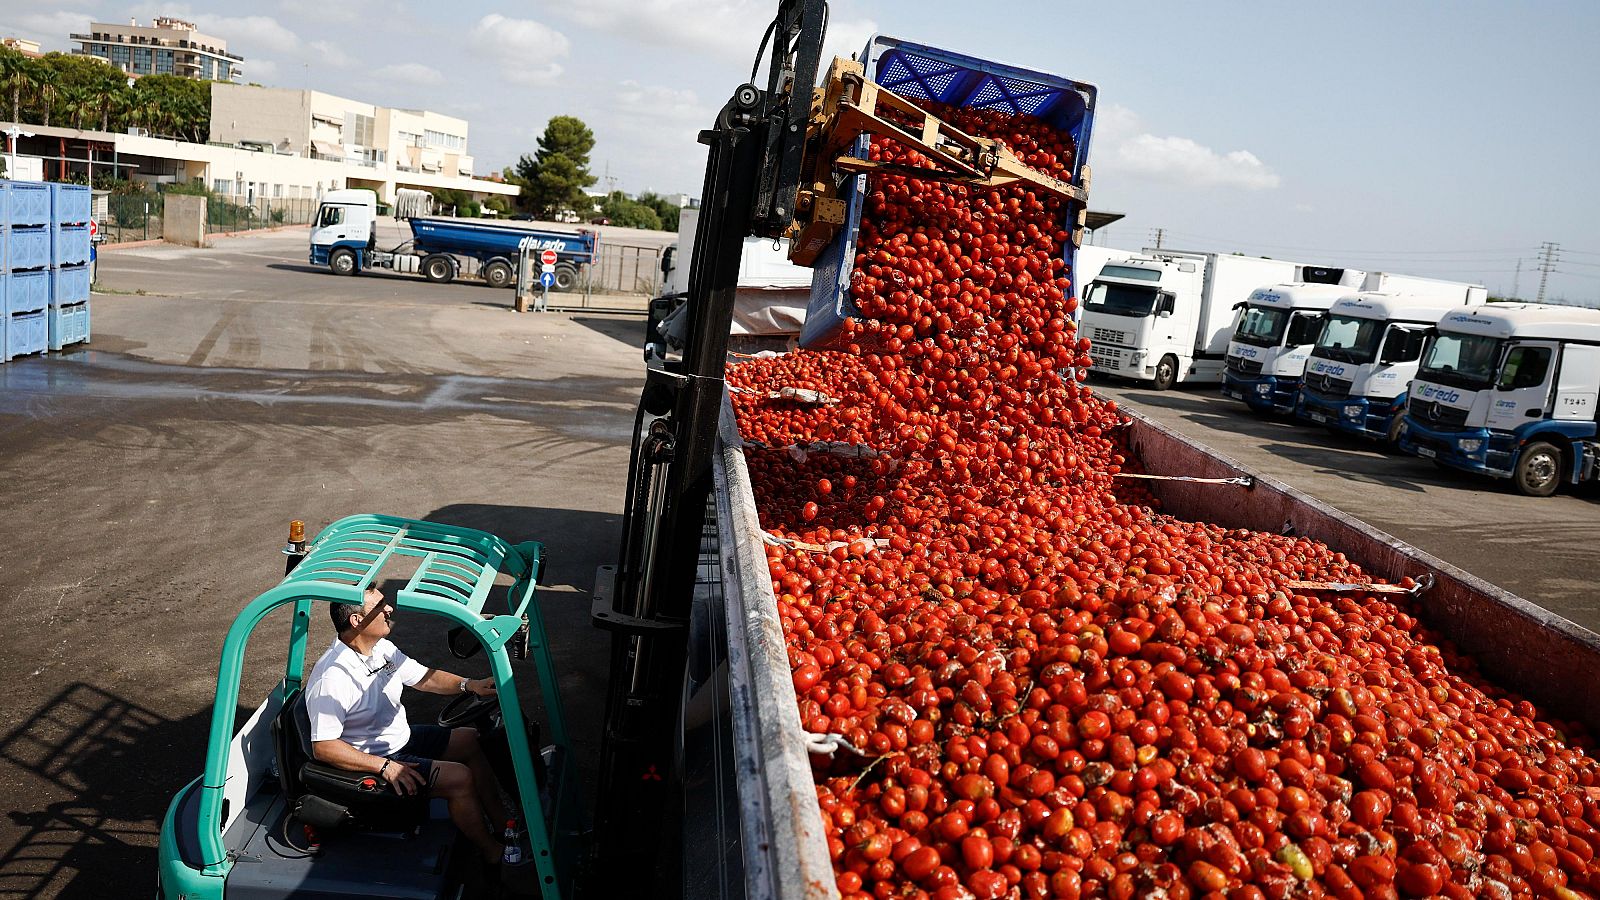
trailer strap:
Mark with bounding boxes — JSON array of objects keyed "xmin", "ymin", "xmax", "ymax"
[
  {"xmin": 803, "ymin": 732, "xmax": 867, "ymax": 758},
  {"xmin": 762, "ymin": 532, "xmax": 891, "ymax": 554},
  {"xmin": 1285, "ymin": 573, "xmax": 1436, "ymax": 598},
  {"xmin": 728, "ymin": 384, "xmax": 840, "ymax": 405},
  {"xmin": 1113, "ymin": 473, "xmax": 1255, "ymax": 487}
]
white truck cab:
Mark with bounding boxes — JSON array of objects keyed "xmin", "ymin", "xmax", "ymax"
[
  {"xmin": 1399, "ymin": 303, "xmax": 1600, "ymax": 495},
  {"xmin": 1298, "ymin": 287, "xmax": 1486, "ymax": 441},
  {"xmin": 309, "ymin": 189, "xmax": 379, "ymax": 274},
  {"xmin": 1220, "ymin": 283, "xmax": 1353, "ymax": 412}
]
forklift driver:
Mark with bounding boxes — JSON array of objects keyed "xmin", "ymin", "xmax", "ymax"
[{"xmin": 306, "ymin": 585, "xmax": 512, "ymax": 867}]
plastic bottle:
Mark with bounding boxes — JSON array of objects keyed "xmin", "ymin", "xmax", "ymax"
[{"xmin": 502, "ymin": 819, "xmax": 523, "ymax": 866}]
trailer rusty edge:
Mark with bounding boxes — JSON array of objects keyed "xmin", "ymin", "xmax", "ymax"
[
  {"xmin": 715, "ymin": 396, "xmax": 841, "ymax": 900},
  {"xmin": 1120, "ymin": 407, "xmax": 1600, "ymax": 735}
]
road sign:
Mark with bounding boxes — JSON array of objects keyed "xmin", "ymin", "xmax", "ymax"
[
  {"xmin": 540, "ymin": 271, "xmax": 556, "ymax": 288},
  {"xmin": 540, "ymin": 249, "xmax": 558, "ymax": 266},
  {"xmin": 88, "ymin": 219, "xmax": 99, "ymax": 238},
  {"xmin": 541, "ymin": 263, "xmax": 556, "ymax": 274}
]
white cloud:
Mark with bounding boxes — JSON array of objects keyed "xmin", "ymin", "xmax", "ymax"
[
  {"xmin": 128, "ymin": 4, "xmax": 303, "ymax": 55},
  {"xmin": 247, "ymin": 58, "xmax": 280, "ymax": 82},
  {"xmin": 824, "ymin": 17, "xmax": 878, "ymax": 62},
  {"xmin": 1093, "ymin": 103, "xmax": 1281, "ymax": 192},
  {"xmin": 308, "ymin": 40, "xmax": 354, "ymax": 69},
  {"xmin": 472, "ymin": 13, "xmax": 568, "ymax": 86},
  {"xmin": 6, "ymin": 10, "xmax": 94, "ymax": 49},
  {"xmin": 277, "ymin": 0, "xmax": 358, "ymax": 24},
  {"xmin": 375, "ymin": 62, "xmax": 443, "ymax": 86},
  {"xmin": 548, "ymin": 0, "xmax": 769, "ymax": 61}
]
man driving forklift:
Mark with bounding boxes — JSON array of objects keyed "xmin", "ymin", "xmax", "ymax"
[{"xmin": 305, "ymin": 584, "xmax": 512, "ymax": 870}]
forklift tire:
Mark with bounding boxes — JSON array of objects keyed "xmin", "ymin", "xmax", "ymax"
[
  {"xmin": 1513, "ymin": 441, "xmax": 1562, "ymax": 497},
  {"xmin": 553, "ymin": 263, "xmax": 578, "ymax": 292},
  {"xmin": 482, "ymin": 259, "xmax": 514, "ymax": 289},
  {"xmin": 1151, "ymin": 355, "xmax": 1179, "ymax": 391},
  {"xmin": 328, "ymin": 248, "xmax": 357, "ymax": 276},
  {"xmin": 422, "ymin": 254, "xmax": 456, "ymax": 284}
]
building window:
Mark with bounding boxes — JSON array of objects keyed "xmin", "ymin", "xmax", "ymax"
[
  {"xmin": 423, "ymin": 129, "xmax": 465, "ymax": 152},
  {"xmin": 273, "ymin": 184, "xmax": 283, "ymax": 198},
  {"xmin": 213, "ymin": 179, "xmax": 233, "ymax": 194},
  {"xmin": 344, "ymin": 113, "xmax": 376, "ymax": 149},
  {"xmin": 156, "ymin": 49, "xmax": 174, "ymax": 74}
]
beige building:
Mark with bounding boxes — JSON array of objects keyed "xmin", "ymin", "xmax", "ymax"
[
  {"xmin": 1, "ymin": 37, "xmax": 43, "ymax": 58},
  {"xmin": 72, "ymin": 17, "xmax": 242, "ymax": 81}
]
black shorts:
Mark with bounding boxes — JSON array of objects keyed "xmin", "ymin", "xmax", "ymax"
[{"xmin": 390, "ymin": 724, "xmax": 452, "ymax": 781}]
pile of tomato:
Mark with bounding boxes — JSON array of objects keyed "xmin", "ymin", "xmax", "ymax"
[{"xmin": 728, "ymin": 101, "xmax": 1599, "ymax": 900}]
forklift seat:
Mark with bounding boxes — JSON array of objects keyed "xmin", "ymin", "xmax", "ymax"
[{"xmin": 272, "ymin": 690, "xmax": 429, "ymax": 832}]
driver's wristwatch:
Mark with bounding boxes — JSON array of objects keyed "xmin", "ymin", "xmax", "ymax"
[{"xmin": 458, "ymin": 677, "xmax": 470, "ymax": 694}]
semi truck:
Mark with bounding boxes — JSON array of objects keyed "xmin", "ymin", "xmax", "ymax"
[
  {"xmin": 1297, "ymin": 284, "xmax": 1487, "ymax": 441},
  {"xmin": 158, "ymin": 8, "xmax": 1600, "ymax": 900},
  {"xmin": 1081, "ymin": 250, "xmax": 1353, "ymax": 389},
  {"xmin": 308, "ymin": 189, "xmax": 598, "ymax": 290},
  {"xmin": 1220, "ymin": 282, "xmax": 1359, "ymax": 413},
  {"xmin": 1399, "ymin": 303, "xmax": 1600, "ymax": 496}
]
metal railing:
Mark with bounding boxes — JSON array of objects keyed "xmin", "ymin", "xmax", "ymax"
[
  {"xmin": 101, "ymin": 190, "xmax": 320, "ymax": 243},
  {"xmin": 586, "ymin": 243, "xmax": 664, "ymax": 296}
]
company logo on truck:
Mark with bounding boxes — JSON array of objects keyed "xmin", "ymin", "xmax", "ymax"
[
  {"xmin": 517, "ymin": 237, "xmax": 572, "ymax": 252},
  {"xmin": 1233, "ymin": 346, "xmax": 1259, "ymax": 359},
  {"xmin": 1249, "ymin": 290, "xmax": 1283, "ymax": 304},
  {"xmin": 1307, "ymin": 360, "xmax": 1346, "ymax": 377},
  {"xmin": 1415, "ymin": 384, "xmax": 1462, "ymax": 405}
]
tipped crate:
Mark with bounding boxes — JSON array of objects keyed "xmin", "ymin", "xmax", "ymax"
[
  {"xmin": 5, "ymin": 269, "xmax": 50, "ymax": 315},
  {"xmin": 5, "ymin": 308, "xmax": 47, "ymax": 361},
  {"xmin": 6, "ymin": 181, "xmax": 51, "ymax": 228},
  {"xmin": 5, "ymin": 226, "xmax": 52, "ymax": 272},
  {"xmin": 798, "ymin": 35, "xmax": 1098, "ymax": 349},
  {"xmin": 50, "ymin": 264, "xmax": 91, "ymax": 306},
  {"xmin": 52, "ymin": 223, "xmax": 91, "ymax": 267},
  {"xmin": 50, "ymin": 183, "xmax": 91, "ymax": 225},
  {"xmin": 48, "ymin": 300, "xmax": 90, "ymax": 351}
]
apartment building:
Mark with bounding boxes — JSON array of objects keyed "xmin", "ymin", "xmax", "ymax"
[{"xmin": 72, "ymin": 17, "xmax": 242, "ymax": 81}]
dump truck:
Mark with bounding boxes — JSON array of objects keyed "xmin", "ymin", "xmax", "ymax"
[{"xmin": 308, "ymin": 189, "xmax": 597, "ymax": 290}]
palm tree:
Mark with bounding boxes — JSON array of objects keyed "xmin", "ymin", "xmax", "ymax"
[
  {"xmin": 99, "ymin": 74, "xmax": 130, "ymax": 132},
  {"xmin": 34, "ymin": 64, "xmax": 59, "ymax": 127},
  {"xmin": 63, "ymin": 86, "xmax": 96, "ymax": 130},
  {"xmin": 0, "ymin": 51, "xmax": 32, "ymax": 124}
]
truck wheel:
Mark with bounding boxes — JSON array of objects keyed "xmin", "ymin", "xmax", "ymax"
[
  {"xmin": 1384, "ymin": 407, "xmax": 1406, "ymax": 447},
  {"xmin": 422, "ymin": 254, "xmax": 455, "ymax": 284},
  {"xmin": 1513, "ymin": 441, "xmax": 1562, "ymax": 497},
  {"xmin": 482, "ymin": 259, "xmax": 514, "ymax": 289},
  {"xmin": 553, "ymin": 264, "xmax": 578, "ymax": 292},
  {"xmin": 329, "ymin": 248, "xmax": 357, "ymax": 276},
  {"xmin": 1151, "ymin": 355, "xmax": 1179, "ymax": 391}
]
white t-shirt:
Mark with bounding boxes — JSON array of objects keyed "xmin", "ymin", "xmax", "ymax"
[{"xmin": 305, "ymin": 637, "xmax": 429, "ymax": 757}]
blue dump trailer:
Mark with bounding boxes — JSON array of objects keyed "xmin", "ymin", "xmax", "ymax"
[{"xmin": 308, "ymin": 189, "xmax": 598, "ymax": 290}]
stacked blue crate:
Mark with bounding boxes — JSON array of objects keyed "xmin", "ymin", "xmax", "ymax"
[
  {"xmin": 3, "ymin": 180, "xmax": 63, "ymax": 361},
  {"xmin": 49, "ymin": 183, "xmax": 92, "ymax": 351}
]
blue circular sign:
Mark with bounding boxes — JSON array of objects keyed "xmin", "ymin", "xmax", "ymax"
[{"xmin": 539, "ymin": 271, "xmax": 556, "ymax": 288}]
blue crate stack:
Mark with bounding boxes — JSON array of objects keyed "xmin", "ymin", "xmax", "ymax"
[{"xmin": 47, "ymin": 183, "xmax": 92, "ymax": 351}]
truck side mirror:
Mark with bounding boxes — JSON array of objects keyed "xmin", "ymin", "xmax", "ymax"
[{"xmin": 1157, "ymin": 293, "xmax": 1175, "ymax": 318}]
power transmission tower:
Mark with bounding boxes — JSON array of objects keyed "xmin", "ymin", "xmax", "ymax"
[
  {"xmin": 1150, "ymin": 228, "xmax": 1164, "ymax": 249},
  {"xmin": 1511, "ymin": 259, "xmax": 1521, "ymax": 300},
  {"xmin": 1536, "ymin": 242, "xmax": 1560, "ymax": 302}
]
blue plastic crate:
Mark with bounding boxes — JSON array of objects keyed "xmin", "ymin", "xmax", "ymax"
[
  {"xmin": 5, "ymin": 308, "xmax": 46, "ymax": 360},
  {"xmin": 5, "ymin": 225, "xmax": 51, "ymax": 271},
  {"xmin": 50, "ymin": 183, "xmax": 91, "ymax": 225},
  {"xmin": 5, "ymin": 269, "xmax": 50, "ymax": 315},
  {"xmin": 799, "ymin": 35, "xmax": 1098, "ymax": 349},
  {"xmin": 6, "ymin": 181, "xmax": 51, "ymax": 228},
  {"xmin": 0, "ymin": 183, "xmax": 7, "ymax": 229},
  {"xmin": 52, "ymin": 223, "xmax": 91, "ymax": 267},
  {"xmin": 48, "ymin": 300, "xmax": 89, "ymax": 351},
  {"xmin": 50, "ymin": 264, "xmax": 91, "ymax": 306}
]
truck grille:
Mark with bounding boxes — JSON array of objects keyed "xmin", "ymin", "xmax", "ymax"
[
  {"xmin": 1088, "ymin": 346, "xmax": 1122, "ymax": 370},
  {"xmin": 1227, "ymin": 356, "xmax": 1262, "ymax": 376},
  {"xmin": 1091, "ymin": 327, "xmax": 1129, "ymax": 345},
  {"xmin": 1412, "ymin": 400, "xmax": 1469, "ymax": 428},
  {"xmin": 1304, "ymin": 372, "xmax": 1353, "ymax": 399}
]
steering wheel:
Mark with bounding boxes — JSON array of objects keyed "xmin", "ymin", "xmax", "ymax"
[{"xmin": 438, "ymin": 689, "xmax": 500, "ymax": 730}]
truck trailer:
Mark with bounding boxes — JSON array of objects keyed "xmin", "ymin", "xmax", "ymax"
[
  {"xmin": 308, "ymin": 189, "xmax": 598, "ymax": 290},
  {"xmin": 1297, "ymin": 284, "xmax": 1487, "ymax": 441},
  {"xmin": 1081, "ymin": 250, "xmax": 1354, "ymax": 389},
  {"xmin": 1221, "ymin": 282, "xmax": 1359, "ymax": 412},
  {"xmin": 1399, "ymin": 303, "xmax": 1600, "ymax": 495}
]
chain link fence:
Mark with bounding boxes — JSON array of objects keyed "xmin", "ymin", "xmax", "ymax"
[{"xmin": 102, "ymin": 188, "xmax": 319, "ymax": 243}]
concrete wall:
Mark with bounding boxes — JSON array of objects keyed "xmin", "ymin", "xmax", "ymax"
[
  {"xmin": 210, "ymin": 84, "xmax": 310, "ymax": 153},
  {"xmin": 1122, "ymin": 408, "xmax": 1600, "ymax": 733},
  {"xmin": 163, "ymin": 193, "xmax": 207, "ymax": 247}
]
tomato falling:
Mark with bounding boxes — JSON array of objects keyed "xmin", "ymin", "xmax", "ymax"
[{"xmin": 728, "ymin": 100, "xmax": 1600, "ymax": 900}]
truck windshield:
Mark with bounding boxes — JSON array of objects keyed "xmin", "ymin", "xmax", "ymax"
[
  {"xmin": 1418, "ymin": 333, "xmax": 1503, "ymax": 389},
  {"xmin": 1285, "ymin": 312, "xmax": 1326, "ymax": 347},
  {"xmin": 1084, "ymin": 281, "xmax": 1159, "ymax": 318},
  {"xmin": 1312, "ymin": 315, "xmax": 1384, "ymax": 364},
  {"xmin": 1232, "ymin": 306, "xmax": 1288, "ymax": 347}
]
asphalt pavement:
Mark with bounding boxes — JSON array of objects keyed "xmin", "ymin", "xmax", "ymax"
[{"xmin": 0, "ymin": 229, "xmax": 645, "ymax": 897}]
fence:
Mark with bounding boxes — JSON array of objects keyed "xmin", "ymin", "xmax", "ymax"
[
  {"xmin": 586, "ymin": 243, "xmax": 664, "ymax": 296},
  {"xmin": 102, "ymin": 190, "xmax": 320, "ymax": 243}
]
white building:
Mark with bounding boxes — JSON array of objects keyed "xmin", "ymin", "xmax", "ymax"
[{"xmin": 72, "ymin": 17, "xmax": 242, "ymax": 82}]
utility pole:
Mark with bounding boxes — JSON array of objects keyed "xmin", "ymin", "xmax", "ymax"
[
  {"xmin": 1511, "ymin": 258, "xmax": 1522, "ymax": 301},
  {"xmin": 1150, "ymin": 227, "xmax": 1164, "ymax": 249},
  {"xmin": 1536, "ymin": 242, "xmax": 1560, "ymax": 302}
]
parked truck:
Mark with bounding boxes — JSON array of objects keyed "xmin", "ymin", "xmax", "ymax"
[
  {"xmin": 1297, "ymin": 284, "xmax": 1487, "ymax": 441},
  {"xmin": 1221, "ymin": 282, "xmax": 1359, "ymax": 413},
  {"xmin": 308, "ymin": 189, "xmax": 598, "ymax": 290},
  {"xmin": 1399, "ymin": 303, "xmax": 1600, "ymax": 496},
  {"xmin": 1081, "ymin": 250, "xmax": 1353, "ymax": 389}
]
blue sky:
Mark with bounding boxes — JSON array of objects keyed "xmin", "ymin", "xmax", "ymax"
[{"xmin": 6, "ymin": 1, "xmax": 1598, "ymax": 302}]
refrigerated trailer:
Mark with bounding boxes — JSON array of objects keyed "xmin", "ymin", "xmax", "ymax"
[{"xmin": 1081, "ymin": 251, "xmax": 1355, "ymax": 389}]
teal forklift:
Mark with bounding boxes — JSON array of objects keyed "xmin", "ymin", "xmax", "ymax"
[{"xmin": 156, "ymin": 514, "xmax": 578, "ymax": 899}]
